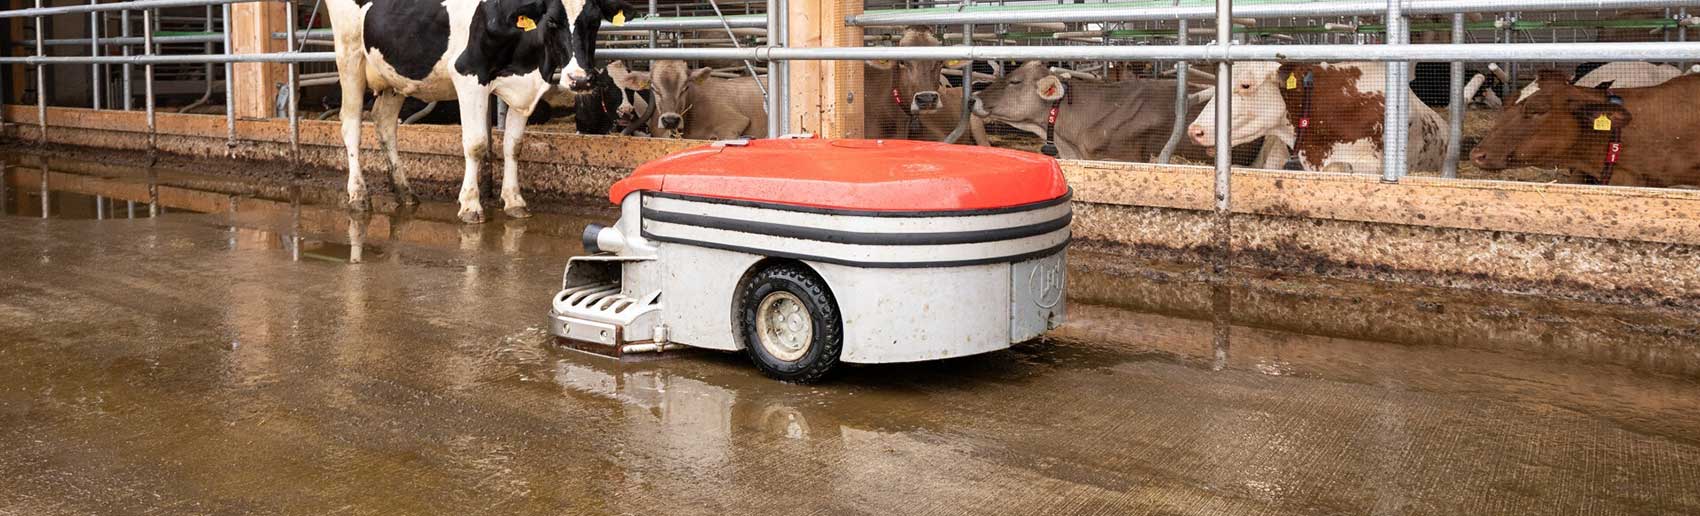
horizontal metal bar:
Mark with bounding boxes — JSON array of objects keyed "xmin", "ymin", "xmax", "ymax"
[
  {"xmin": 848, "ymin": 0, "xmax": 1700, "ymax": 27},
  {"xmin": 22, "ymin": 34, "xmax": 223, "ymax": 46},
  {"xmin": 0, "ymin": 51, "xmax": 333, "ymax": 64},
  {"xmin": 600, "ymin": 41, "xmax": 1700, "ymax": 63},
  {"xmin": 600, "ymin": 14, "xmax": 767, "ymax": 31},
  {"xmin": 0, "ymin": 0, "xmax": 253, "ymax": 19}
]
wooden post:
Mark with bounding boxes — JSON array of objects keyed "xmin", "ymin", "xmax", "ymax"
[
  {"xmin": 230, "ymin": 1, "xmax": 287, "ymax": 119},
  {"xmin": 787, "ymin": 0, "xmax": 861, "ymax": 138}
]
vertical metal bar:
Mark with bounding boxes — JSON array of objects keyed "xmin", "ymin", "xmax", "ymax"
[
  {"xmin": 1681, "ymin": 8, "xmax": 1690, "ymax": 71},
  {"xmin": 1214, "ymin": 0, "xmax": 1232, "ymax": 273},
  {"xmin": 121, "ymin": 9, "xmax": 132, "ymax": 110},
  {"xmin": 1381, "ymin": 0, "xmax": 1406, "ymax": 182},
  {"xmin": 90, "ymin": 0, "xmax": 102, "ymax": 110},
  {"xmin": 777, "ymin": 0, "xmax": 789, "ymax": 134},
  {"xmin": 285, "ymin": 0, "xmax": 300, "ymax": 159},
  {"xmin": 1157, "ymin": 12, "xmax": 1188, "ymax": 164},
  {"xmin": 945, "ymin": 23, "xmax": 972, "ymax": 144},
  {"xmin": 34, "ymin": 0, "xmax": 48, "ymax": 145},
  {"xmin": 648, "ymin": 0, "xmax": 658, "ymax": 48},
  {"xmin": 764, "ymin": 0, "xmax": 779, "ymax": 137},
  {"xmin": 222, "ymin": 3, "xmax": 235, "ymax": 152},
  {"xmin": 127, "ymin": 199, "xmax": 136, "ymax": 218},
  {"xmin": 96, "ymin": 195, "xmax": 106, "ymax": 220},
  {"xmin": 144, "ymin": 8, "xmax": 156, "ymax": 158},
  {"xmin": 1442, "ymin": 12, "xmax": 1464, "ymax": 179}
]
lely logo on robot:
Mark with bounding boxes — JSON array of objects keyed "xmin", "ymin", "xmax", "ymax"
[{"xmin": 1030, "ymin": 257, "xmax": 1065, "ymax": 309}]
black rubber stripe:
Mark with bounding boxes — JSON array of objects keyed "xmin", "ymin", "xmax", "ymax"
[
  {"xmin": 644, "ymin": 188, "xmax": 1073, "ymax": 218},
  {"xmin": 641, "ymin": 207, "xmax": 1072, "ymax": 246},
  {"xmin": 640, "ymin": 229, "xmax": 1071, "ymax": 269}
]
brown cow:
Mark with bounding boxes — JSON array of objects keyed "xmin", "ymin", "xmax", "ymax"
[
  {"xmin": 863, "ymin": 27, "xmax": 989, "ymax": 145},
  {"xmin": 643, "ymin": 60, "xmax": 768, "ymax": 140},
  {"xmin": 1471, "ymin": 70, "xmax": 1700, "ymax": 187},
  {"xmin": 974, "ymin": 60, "xmax": 1209, "ymax": 162}
]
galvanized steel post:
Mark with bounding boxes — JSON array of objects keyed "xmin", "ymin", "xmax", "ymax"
[
  {"xmin": 764, "ymin": 0, "xmax": 780, "ymax": 137},
  {"xmin": 1157, "ymin": 13, "xmax": 1188, "ymax": 164},
  {"xmin": 285, "ymin": 0, "xmax": 300, "ymax": 160},
  {"xmin": 944, "ymin": 23, "xmax": 973, "ymax": 144},
  {"xmin": 34, "ymin": 0, "xmax": 47, "ymax": 145},
  {"xmin": 1442, "ymin": 12, "xmax": 1464, "ymax": 178},
  {"xmin": 144, "ymin": 8, "xmax": 156, "ymax": 159},
  {"xmin": 121, "ymin": 9, "xmax": 132, "ymax": 110},
  {"xmin": 223, "ymin": 3, "xmax": 235, "ymax": 152},
  {"xmin": 90, "ymin": 0, "xmax": 102, "ymax": 110},
  {"xmin": 647, "ymin": 0, "xmax": 657, "ymax": 48},
  {"xmin": 1381, "ymin": 0, "xmax": 1407, "ymax": 182},
  {"xmin": 1214, "ymin": 0, "xmax": 1232, "ymax": 272}
]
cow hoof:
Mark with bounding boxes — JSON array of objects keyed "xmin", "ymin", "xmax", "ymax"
[
  {"xmin": 347, "ymin": 197, "xmax": 371, "ymax": 213},
  {"xmin": 459, "ymin": 209, "xmax": 486, "ymax": 225},
  {"xmin": 504, "ymin": 206, "xmax": 532, "ymax": 219}
]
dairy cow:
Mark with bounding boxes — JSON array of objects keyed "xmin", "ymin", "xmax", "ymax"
[
  {"xmin": 864, "ymin": 27, "xmax": 989, "ymax": 145},
  {"xmin": 1187, "ymin": 61, "xmax": 1448, "ymax": 173},
  {"xmin": 972, "ymin": 60, "xmax": 1209, "ymax": 162},
  {"xmin": 566, "ymin": 61, "xmax": 651, "ymax": 135},
  {"xmin": 1471, "ymin": 70, "xmax": 1700, "ymax": 187},
  {"xmin": 641, "ymin": 60, "xmax": 768, "ymax": 140},
  {"xmin": 328, "ymin": 0, "xmax": 631, "ymax": 224},
  {"xmin": 1516, "ymin": 62, "xmax": 1686, "ymax": 103}
]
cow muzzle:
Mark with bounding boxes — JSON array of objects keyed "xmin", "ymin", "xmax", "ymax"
[
  {"xmin": 912, "ymin": 91, "xmax": 940, "ymax": 112},
  {"xmin": 970, "ymin": 96, "xmax": 988, "ymax": 117},
  {"xmin": 1468, "ymin": 147, "xmax": 1509, "ymax": 170},
  {"xmin": 659, "ymin": 113, "xmax": 683, "ymax": 130},
  {"xmin": 1188, "ymin": 123, "xmax": 1213, "ymax": 147},
  {"xmin": 565, "ymin": 61, "xmax": 592, "ymax": 92}
]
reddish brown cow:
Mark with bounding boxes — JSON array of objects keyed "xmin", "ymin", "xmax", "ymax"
[{"xmin": 1471, "ymin": 70, "xmax": 1700, "ymax": 187}]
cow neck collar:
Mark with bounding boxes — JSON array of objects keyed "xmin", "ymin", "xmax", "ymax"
[
  {"xmin": 1599, "ymin": 88, "xmax": 1626, "ymax": 185},
  {"xmin": 1283, "ymin": 70, "xmax": 1316, "ymax": 171},
  {"xmin": 1040, "ymin": 79, "xmax": 1073, "ymax": 157}
]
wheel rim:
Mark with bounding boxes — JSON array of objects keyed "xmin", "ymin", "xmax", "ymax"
[{"xmin": 755, "ymin": 291, "xmax": 813, "ymax": 362}]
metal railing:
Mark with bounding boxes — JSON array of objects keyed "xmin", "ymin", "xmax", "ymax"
[{"xmin": 6, "ymin": 0, "xmax": 1700, "ymax": 193}]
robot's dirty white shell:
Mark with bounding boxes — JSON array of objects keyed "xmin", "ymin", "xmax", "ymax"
[{"xmin": 551, "ymin": 138, "xmax": 1071, "ymax": 383}]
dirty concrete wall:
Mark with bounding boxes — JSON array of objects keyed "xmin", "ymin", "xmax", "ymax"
[{"xmin": 7, "ymin": 106, "xmax": 1700, "ymax": 307}]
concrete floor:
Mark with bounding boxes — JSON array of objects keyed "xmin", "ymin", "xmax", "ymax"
[{"xmin": 2, "ymin": 161, "xmax": 1699, "ymax": 515}]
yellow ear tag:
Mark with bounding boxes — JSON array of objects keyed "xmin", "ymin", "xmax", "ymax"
[
  {"xmin": 637, "ymin": 79, "xmax": 649, "ymax": 90},
  {"xmin": 612, "ymin": 11, "xmax": 626, "ymax": 26},
  {"xmin": 1285, "ymin": 74, "xmax": 1298, "ymax": 90},
  {"xmin": 516, "ymin": 15, "xmax": 537, "ymax": 31},
  {"xmin": 1593, "ymin": 114, "xmax": 1612, "ymax": 131},
  {"xmin": 945, "ymin": 59, "xmax": 963, "ymax": 68}
]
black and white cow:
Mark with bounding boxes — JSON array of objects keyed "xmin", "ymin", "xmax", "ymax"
[{"xmin": 328, "ymin": 0, "xmax": 631, "ymax": 224}]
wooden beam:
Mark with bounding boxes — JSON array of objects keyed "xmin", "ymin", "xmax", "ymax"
[
  {"xmin": 229, "ymin": 1, "xmax": 287, "ymax": 119},
  {"xmin": 786, "ymin": 0, "xmax": 861, "ymax": 138}
]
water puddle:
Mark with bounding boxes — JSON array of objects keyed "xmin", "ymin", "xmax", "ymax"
[{"xmin": 2, "ymin": 166, "xmax": 158, "ymax": 219}]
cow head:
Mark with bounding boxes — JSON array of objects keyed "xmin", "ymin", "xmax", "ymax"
[
  {"xmin": 971, "ymin": 61, "xmax": 1066, "ymax": 135},
  {"xmin": 606, "ymin": 60, "xmax": 652, "ymax": 129},
  {"xmin": 458, "ymin": 0, "xmax": 561, "ymax": 85},
  {"xmin": 564, "ymin": 0, "xmax": 637, "ymax": 91},
  {"xmin": 648, "ymin": 60, "xmax": 713, "ymax": 137},
  {"xmin": 1470, "ymin": 70, "xmax": 1631, "ymax": 173},
  {"xmin": 1187, "ymin": 61, "xmax": 1294, "ymax": 150},
  {"xmin": 882, "ymin": 26, "xmax": 960, "ymax": 114}
]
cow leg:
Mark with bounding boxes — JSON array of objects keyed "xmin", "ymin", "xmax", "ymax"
[
  {"xmin": 337, "ymin": 56, "xmax": 369, "ymax": 212},
  {"xmin": 498, "ymin": 102, "xmax": 531, "ymax": 219},
  {"xmin": 370, "ymin": 91, "xmax": 418, "ymax": 206},
  {"xmin": 970, "ymin": 116, "xmax": 991, "ymax": 146},
  {"xmin": 454, "ymin": 91, "xmax": 490, "ymax": 224}
]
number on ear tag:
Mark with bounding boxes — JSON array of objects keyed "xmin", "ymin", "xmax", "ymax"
[
  {"xmin": 1285, "ymin": 74, "xmax": 1298, "ymax": 90},
  {"xmin": 1593, "ymin": 114, "xmax": 1612, "ymax": 131},
  {"xmin": 612, "ymin": 11, "xmax": 626, "ymax": 26},
  {"xmin": 516, "ymin": 15, "xmax": 537, "ymax": 31}
]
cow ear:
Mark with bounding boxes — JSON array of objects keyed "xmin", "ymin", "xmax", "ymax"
[
  {"xmin": 1579, "ymin": 102, "xmax": 1632, "ymax": 131},
  {"xmin": 597, "ymin": 0, "xmax": 636, "ymax": 23},
  {"xmin": 1035, "ymin": 75, "xmax": 1065, "ymax": 101},
  {"xmin": 689, "ymin": 67, "xmax": 713, "ymax": 84},
  {"xmin": 864, "ymin": 60, "xmax": 894, "ymax": 71}
]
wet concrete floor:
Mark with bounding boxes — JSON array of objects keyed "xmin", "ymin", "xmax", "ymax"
[{"xmin": 2, "ymin": 154, "xmax": 1699, "ymax": 515}]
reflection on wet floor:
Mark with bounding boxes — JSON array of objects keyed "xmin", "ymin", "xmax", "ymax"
[
  {"xmin": 3, "ymin": 152, "xmax": 1700, "ymax": 514},
  {"xmin": 2, "ymin": 166, "xmax": 157, "ymax": 219}
]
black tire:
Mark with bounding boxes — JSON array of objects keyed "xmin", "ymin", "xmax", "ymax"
[{"xmin": 736, "ymin": 263, "xmax": 843, "ymax": 383}]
